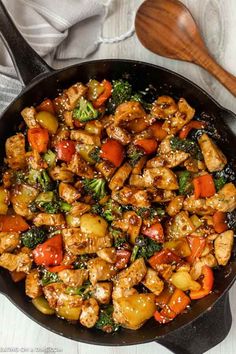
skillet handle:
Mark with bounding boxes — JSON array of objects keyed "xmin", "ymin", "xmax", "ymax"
[
  {"xmin": 156, "ymin": 293, "xmax": 232, "ymax": 354},
  {"xmin": 0, "ymin": 0, "xmax": 53, "ymax": 86}
]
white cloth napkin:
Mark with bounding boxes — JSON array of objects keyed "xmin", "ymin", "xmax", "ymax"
[{"xmin": 0, "ymin": 0, "xmax": 114, "ymax": 112}]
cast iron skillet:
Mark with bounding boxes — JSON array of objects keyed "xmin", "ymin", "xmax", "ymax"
[{"xmin": 0, "ymin": 2, "xmax": 236, "ymax": 353}]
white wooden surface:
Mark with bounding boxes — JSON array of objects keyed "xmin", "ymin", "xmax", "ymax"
[{"xmin": 1, "ymin": 0, "xmax": 236, "ymax": 353}]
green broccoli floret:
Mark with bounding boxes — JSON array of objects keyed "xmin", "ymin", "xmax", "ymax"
[
  {"xmin": 96, "ymin": 305, "xmax": 120, "ymax": 333},
  {"xmin": 131, "ymin": 92, "xmax": 152, "ymax": 111},
  {"xmin": 43, "ymin": 150, "xmax": 56, "ymax": 167},
  {"xmin": 214, "ymin": 176, "xmax": 226, "ymax": 191},
  {"xmin": 102, "ymin": 199, "xmax": 122, "ymax": 222},
  {"xmin": 89, "ymin": 146, "xmax": 101, "ymax": 163},
  {"xmin": 130, "ymin": 235, "xmax": 162, "ymax": 262},
  {"xmin": 30, "ymin": 191, "xmax": 72, "ymax": 214},
  {"xmin": 21, "ymin": 226, "xmax": 47, "ymax": 249},
  {"xmin": 90, "ymin": 204, "xmax": 103, "ymax": 215},
  {"xmin": 107, "ymin": 79, "xmax": 132, "ymax": 113},
  {"xmin": 178, "ymin": 171, "xmax": 193, "ymax": 195},
  {"xmin": 41, "ymin": 269, "xmax": 60, "ymax": 286},
  {"xmin": 73, "ymin": 97, "xmax": 99, "ymax": 122},
  {"xmin": 73, "ymin": 255, "xmax": 91, "ymax": 270},
  {"xmin": 13, "ymin": 170, "xmax": 27, "ymax": 184},
  {"xmin": 83, "ymin": 178, "xmax": 107, "ymax": 200},
  {"xmin": 127, "ymin": 144, "xmax": 145, "ymax": 167},
  {"xmin": 37, "ymin": 170, "xmax": 55, "ymax": 192},
  {"xmin": 65, "ymin": 281, "xmax": 92, "ymax": 300},
  {"xmin": 170, "ymin": 136, "xmax": 203, "ymax": 160},
  {"xmin": 136, "ymin": 207, "xmax": 165, "ymax": 220}
]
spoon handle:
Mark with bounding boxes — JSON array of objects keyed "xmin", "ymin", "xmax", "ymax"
[{"xmin": 194, "ymin": 51, "xmax": 236, "ymax": 97}]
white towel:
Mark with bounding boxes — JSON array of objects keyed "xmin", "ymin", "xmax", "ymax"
[{"xmin": 0, "ymin": 0, "xmax": 134, "ymax": 113}]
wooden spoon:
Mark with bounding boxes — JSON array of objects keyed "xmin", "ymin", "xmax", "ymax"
[{"xmin": 135, "ymin": 0, "xmax": 236, "ymax": 97}]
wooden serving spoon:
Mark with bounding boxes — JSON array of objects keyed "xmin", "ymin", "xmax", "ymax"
[{"xmin": 135, "ymin": 0, "xmax": 236, "ymax": 97}]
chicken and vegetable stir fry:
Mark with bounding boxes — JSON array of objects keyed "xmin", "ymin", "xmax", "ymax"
[{"xmin": 0, "ymin": 78, "xmax": 235, "ymax": 331}]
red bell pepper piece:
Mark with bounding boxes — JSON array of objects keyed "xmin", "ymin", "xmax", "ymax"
[
  {"xmin": 115, "ymin": 249, "xmax": 131, "ymax": 269},
  {"xmin": 36, "ymin": 98, "xmax": 55, "ymax": 115},
  {"xmin": 47, "ymin": 264, "xmax": 72, "ymax": 273},
  {"xmin": 0, "ymin": 215, "xmax": 29, "ymax": 232},
  {"xmin": 186, "ymin": 236, "xmax": 206, "ymax": 264},
  {"xmin": 93, "ymin": 80, "xmax": 112, "ymax": 108},
  {"xmin": 33, "ymin": 234, "xmax": 63, "ymax": 267},
  {"xmin": 28, "ymin": 127, "xmax": 49, "ymax": 153},
  {"xmin": 135, "ymin": 138, "xmax": 158, "ymax": 154},
  {"xmin": 212, "ymin": 211, "xmax": 228, "ymax": 233},
  {"xmin": 101, "ymin": 139, "xmax": 124, "ymax": 167},
  {"xmin": 55, "ymin": 140, "xmax": 76, "ymax": 162},
  {"xmin": 143, "ymin": 222, "xmax": 164, "ymax": 243},
  {"xmin": 190, "ymin": 265, "xmax": 214, "ymax": 300},
  {"xmin": 179, "ymin": 121, "xmax": 206, "ymax": 139},
  {"xmin": 149, "ymin": 249, "xmax": 181, "ymax": 269},
  {"xmin": 193, "ymin": 174, "xmax": 216, "ymax": 199}
]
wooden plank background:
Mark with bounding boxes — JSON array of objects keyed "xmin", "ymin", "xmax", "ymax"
[{"xmin": 0, "ymin": 1, "xmax": 236, "ymax": 353}]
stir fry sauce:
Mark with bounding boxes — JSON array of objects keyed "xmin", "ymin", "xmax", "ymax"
[{"xmin": 0, "ymin": 78, "xmax": 235, "ymax": 331}]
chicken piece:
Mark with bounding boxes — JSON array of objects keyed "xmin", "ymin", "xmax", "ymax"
[
  {"xmin": 106, "ymin": 125, "xmax": 131, "ymax": 145},
  {"xmin": 63, "ymin": 111, "xmax": 74, "ymax": 129},
  {"xmin": 68, "ymin": 153, "xmax": 95, "ymax": 179},
  {"xmin": 214, "ymin": 230, "xmax": 234, "ymax": 266},
  {"xmin": 183, "ymin": 157, "xmax": 206, "ymax": 172},
  {"xmin": 190, "ymin": 254, "xmax": 218, "ymax": 280},
  {"xmin": 11, "ymin": 184, "xmax": 39, "ymax": 219},
  {"xmin": 21, "ymin": 107, "xmax": 39, "ymax": 128},
  {"xmin": 166, "ymin": 211, "xmax": 195, "ymax": 239},
  {"xmin": 25, "ymin": 269, "xmax": 42, "ymax": 299},
  {"xmin": 206, "ymin": 183, "xmax": 236, "ymax": 212},
  {"xmin": 148, "ymin": 188, "xmax": 176, "ymax": 203},
  {"xmin": 162, "ymin": 98, "xmax": 195, "ymax": 134},
  {"xmin": 54, "ymin": 83, "xmax": 87, "ymax": 113},
  {"xmin": 155, "ymin": 264, "xmax": 173, "ymax": 280},
  {"xmin": 184, "ymin": 195, "xmax": 215, "ymax": 215},
  {"xmin": 141, "ymin": 268, "xmax": 164, "ymax": 295},
  {"xmin": 132, "ymin": 156, "xmax": 148, "ymax": 175},
  {"xmin": 49, "ymin": 166, "xmax": 74, "ymax": 182},
  {"xmin": 5, "ymin": 133, "xmax": 26, "ymax": 170},
  {"xmin": 95, "ymin": 160, "xmax": 116, "ymax": 181},
  {"xmin": 33, "ymin": 213, "xmax": 65, "ymax": 227},
  {"xmin": 59, "ymin": 182, "xmax": 80, "ymax": 204},
  {"xmin": 151, "ymin": 96, "xmax": 178, "ymax": 119},
  {"xmin": 112, "ymin": 211, "xmax": 142, "ymax": 245},
  {"xmin": 92, "ymin": 282, "xmax": 113, "ymax": 304},
  {"xmin": 0, "ymin": 232, "xmax": 20, "ymax": 254},
  {"xmin": 2, "ymin": 170, "xmax": 14, "ymax": 189},
  {"xmin": 143, "ymin": 167, "xmax": 178, "ymax": 190},
  {"xmin": 0, "ymin": 252, "xmax": 32, "ymax": 273},
  {"xmin": 166, "ymin": 196, "xmax": 185, "ymax": 217},
  {"xmin": 87, "ymin": 257, "xmax": 117, "ymax": 285},
  {"xmin": 129, "ymin": 174, "xmax": 147, "ymax": 188},
  {"xmin": 26, "ymin": 150, "xmax": 48, "ymax": 170},
  {"xmin": 115, "ymin": 258, "xmax": 147, "ymax": 289},
  {"xmin": 109, "ymin": 162, "xmax": 132, "ymax": 191},
  {"xmin": 198, "ymin": 133, "xmax": 227, "ymax": 172},
  {"xmin": 80, "ymin": 298, "xmax": 99, "ymax": 328},
  {"xmin": 112, "ymin": 186, "xmax": 151, "ymax": 208},
  {"xmin": 70, "ymin": 130, "xmax": 101, "ymax": 146},
  {"xmin": 68, "ymin": 202, "xmax": 91, "ymax": 218},
  {"xmin": 58, "ymin": 269, "xmax": 88, "ymax": 287},
  {"xmin": 43, "ymin": 282, "xmax": 82, "ymax": 310},
  {"xmin": 97, "ymin": 247, "xmax": 117, "ymax": 263},
  {"xmin": 62, "ymin": 228, "xmax": 112, "ymax": 255},
  {"xmin": 51, "ymin": 126, "xmax": 70, "ymax": 148},
  {"xmin": 113, "ymin": 293, "xmax": 156, "ymax": 330},
  {"xmin": 114, "ymin": 101, "xmax": 146, "ymax": 127},
  {"xmin": 112, "ymin": 286, "xmax": 138, "ymax": 301}
]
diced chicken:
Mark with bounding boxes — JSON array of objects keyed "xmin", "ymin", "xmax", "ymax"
[
  {"xmin": 21, "ymin": 107, "xmax": 39, "ymax": 128},
  {"xmin": 69, "ymin": 202, "xmax": 91, "ymax": 218},
  {"xmin": 112, "ymin": 186, "xmax": 151, "ymax": 208},
  {"xmin": 68, "ymin": 153, "xmax": 95, "ymax": 179},
  {"xmin": 166, "ymin": 196, "xmax": 185, "ymax": 217},
  {"xmin": 0, "ymin": 232, "xmax": 20, "ymax": 254},
  {"xmin": 206, "ymin": 183, "xmax": 236, "ymax": 212},
  {"xmin": 97, "ymin": 247, "xmax": 117, "ymax": 263},
  {"xmin": 151, "ymin": 96, "xmax": 178, "ymax": 119},
  {"xmin": 184, "ymin": 196, "xmax": 215, "ymax": 215},
  {"xmin": 0, "ymin": 252, "xmax": 32, "ymax": 273},
  {"xmin": 33, "ymin": 213, "xmax": 65, "ymax": 227},
  {"xmin": 59, "ymin": 182, "xmax": 80, "ymax": 204},
  {"xmin": 11, "ymin": 184, "xmax": 39, "ymax": 219},
  {"xmin": 62, "ymin": 228, "xmax": 112, "ymax": 255},
  {"xmin": 132, "ymin": 156, "xmax": 148, "ymax": 175},
  {"xmin": 5, "ymin": 133, "xmax": 26, "ymax": 170},
  {"xmin": 112, "ymin": 211, "xmax": 142, "ymax": 245},
  {"xmin": 143, "ymin": 167, "xmax": 178, "ymax": 190},
  {"xmin": 92, "ymin": 282, "xmax": 113, "ymax": 304},
  {"xmin": 95, "ymin": 160, "xmax": 116, "ymax": 180},
  {"xmin": 63, "ymin": 111, "xmax": 74, "ymax": 129},
  {"xmin": 214, "ymin": 230, "xmax": 234, "ymax": 266},
  {"xmin": 26, "ymin": 150, "xmax": 48, "ymax": 170},
  {"xmin": 149, "ymin": 188, "xmax": 176, "ymax": 203},
  {"xmin": 141, "ymin": 268, "xmax": 164, "ymax": 295},
  {"xmin": 114, "ymin": 101, "xmax": 146, "ymax": 127},
  {"xmin": 190, "ymin": 254, "xmax": 218, "ymax": 280},
  {"xmin": 43, "ymin": 282, "xmax": 82, "ymax": 309},
  {"xmin": 184, "ymin": 157, "xmax": 206, "ymax": 172},
  {"xmin": 87, "ymin": 257, "xmax": 117, "ymax": 285},
  {"xmin": 58, "ymin": 269, "xmax": 88, "ymax": 287},
  {"xmin": 49, "ymin": 166, "xmax": 74, "ymax": 182},
  {"xmin": 112, "ymin": 286, "xmax": 138, "ymax": 301},
  {"xmin": 106, "ymin": 126, "xmax": 131, "ymax": 145},
  {"xmin": 166, "ymin": 211, "xmax": 195, "ymax": 239},
  {"xmin": 70, "ymin": 130, "xmax": 101, "ymax": 146},
  {"xmin": 80, "ymin": 298, "xmax": 99, "ymax": 328},
  {"xmin": 198, "ymin": 133, "xmax": 227, "ymax": 172},
  {"xmin": 115, "ymin": 258, "xmax": 147, "ymax": 289},
  {"xmin": 129, "ymin": 174, "xmax": 147, "ymax": 188},
  {"xmin": 54, "ymin": 83, "xmax": 87, "ymax": 113},
  {"xmin": 162, "ymin": 98, "xmax": 195, "ymax": 134},
  {"xmin": 109, "ymin": 162, "xmax": 132, "ymax": 191},
  {"xmin": 25, "ymin": 269, "xmax": 42, "ymax": 299},
  {"xmin": 2, "ymin": 170, "xmax": 13, "ymax": 189}
]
